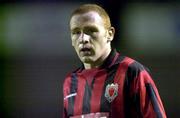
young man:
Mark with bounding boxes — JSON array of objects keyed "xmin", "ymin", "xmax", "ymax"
[{"xmin": 63, "ymin": 4, "xmax": 166, "ymax": 118}]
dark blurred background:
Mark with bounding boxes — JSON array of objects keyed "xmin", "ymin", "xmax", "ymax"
[{"xmin": 0, "ymin": 0, "xmax": 180, "ymax": 118}]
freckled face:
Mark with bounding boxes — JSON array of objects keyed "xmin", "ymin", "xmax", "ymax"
[{"xmin": 70, "ymin": 11, "xmax": 110, "ymax": 64}]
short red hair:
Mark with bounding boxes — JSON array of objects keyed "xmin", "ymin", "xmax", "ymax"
[{"xmin": 70, "ymin": 4, "xmax": 111, "ymax": 29}]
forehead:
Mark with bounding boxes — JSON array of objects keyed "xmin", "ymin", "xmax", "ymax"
[{"xmin": 70, "ymin": 11, "xmax": 104, "ymax": 28}]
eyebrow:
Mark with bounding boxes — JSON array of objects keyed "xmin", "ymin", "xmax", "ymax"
[
  {"xmin": 71, "ymin": 24, "xmax": 99, "ymax": 32},
  {"xmin": 71, "ymin": 27, "xmax": 80, "ymax": 31}
]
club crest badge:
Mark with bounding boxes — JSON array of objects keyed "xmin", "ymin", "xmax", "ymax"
[{"xmin": 105, "ymin": 83, "xmax": 118, "ymax": 102}]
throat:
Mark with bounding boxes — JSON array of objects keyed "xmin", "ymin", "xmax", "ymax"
[
  {"xmin": 83, "ymin": 49, "xmax": 112, "ymax": 69},
  {"xmin": 84, "ymin": 62, "xmax": 102, "ymax": 69}
]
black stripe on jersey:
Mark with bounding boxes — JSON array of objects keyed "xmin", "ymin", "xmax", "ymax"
[
  {"xmin": 124, "ymin": 61, "xmax": 144, "ymax": 118},
  {"xmin": 82, "ymin": 80, "xmax": 92, "ymax": 114},
  {"xmin": 100, "ymin": 55, "xmax": 125, "ymax": 113},
  {"xmin": 146, "ymin": 83, "xmax": 163, "ymax": 118},
  {"xmin": 100, "ymin": 49, "xmax": 117, "ymax": 68},
  {"xmin": 68, "ymin": 73, "xmax": 78, "ymax": 116},
  {"xmin": 114, "ymin": 54, "xmax": 126, "ymax": 66},
  {"xmin": 91, "ymin": 77, "xmax": 95, "ymax": 89},
  {"xmin": 100, "ymin": 64, "xmax": 119, "ymax": 112},
  {"xmin": 124, "ymin": 61, "xmax": 145, "ymax": 89},
  {"xmin": 133, "ymin": 93, "xmax": 142, "ymax": 118}
]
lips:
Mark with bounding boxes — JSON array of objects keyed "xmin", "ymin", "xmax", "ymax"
[
  {"xmin": 79, "ymin": 45, "xmax": 92, "ymax": 51},
  {"xmin": 80, "ymin": 47, "xmax": 91, "ymax": 52},
  {"xmin": 79, "ymin": 46, "xmax": 92, "ymax": 56}
]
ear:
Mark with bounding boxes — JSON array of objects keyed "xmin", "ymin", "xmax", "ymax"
[{"xmin": 107, "ymin": 27, "xmax": 115, "ymax": 42}]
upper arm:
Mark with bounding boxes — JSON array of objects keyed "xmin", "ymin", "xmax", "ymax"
[{"xmin": 125, "ymin": 61, "xmax": 166, "ymax": 118}]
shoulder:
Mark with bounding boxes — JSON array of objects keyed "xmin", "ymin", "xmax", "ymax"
[
  {"xmin": 63, "ymin": 66, "xmax": 82, "ymax": 84},
  {"xmin": 126, "ymin": 57, "xmax": 150, "ymax": 75},
  {"xmin": 64, "ymin": 66, "xmax": 82, "ymax": 78},
  {"xmin": 116, "ymin": 53, "xmax": 149, "ymax": 73},
  {"xmin": 121, "ymin": 57, "xmax": 154, "ymax": 87},
  {"xmin": 63, "ymin": 72, "xmax": 72, "ymax": 88},
  {"xmin": 118, "ymin": 57, "xmax": 154, "ymax": 92},
  {"xmin": 127, "ymin": 59, "xmax": 147, "ymax": 74},
  {"xmin": 115, "ymin": 54, "xmax": 151, "ymax": 80}
]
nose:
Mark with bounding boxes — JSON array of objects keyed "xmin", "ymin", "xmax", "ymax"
[{"xmin": 79, "ymin": 32, "xmax": 89, "ymax": 44}]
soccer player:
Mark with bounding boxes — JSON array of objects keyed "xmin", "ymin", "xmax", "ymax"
[{"xmin": 63, "ymin": 4, "xmax": 166, "ymax": 118}]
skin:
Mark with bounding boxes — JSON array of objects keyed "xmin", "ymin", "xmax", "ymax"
[{"xmin": 70, "ymin": 11, "xmax": 115, "ymax": 69}]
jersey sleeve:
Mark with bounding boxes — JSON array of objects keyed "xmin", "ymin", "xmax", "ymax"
[
  {"xmin": 63, "ymin": 73, "xmax": 71, "ymax": 118},
  {"xmin": 63, "ymin": 79, "xmax": 68, "ymax": 118},
  {"xmin": 129, "ymin": 64, "xmax": 167, "ymax": 118}
]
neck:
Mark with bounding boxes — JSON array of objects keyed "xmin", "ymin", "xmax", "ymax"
[{"xmin": 84, "ymin": 48, "xmax": 112, "ymax": 69}]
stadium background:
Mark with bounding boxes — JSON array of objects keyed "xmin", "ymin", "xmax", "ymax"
[{"xmin": 0, "ymin": 0, "xmax": 180, "ymax": 117}]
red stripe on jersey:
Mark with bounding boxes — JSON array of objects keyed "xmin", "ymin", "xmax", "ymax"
[
  {"xmin": 73, "ymin": 76, "xmax": 86, "ymax": 116},
  {"xmin": 109, "ymin": 52, "xmax": 120, "ymax": 67},
  {"xmin": 90, "ymin": 70, "xmax": 107, "ymax": 113},
  {"xmin": 112, "ymin": 57, "xmax": 134, "ymax": 117},
  {"xmin": 63, "ymin": 75, "xmax": 71, "ymax": 118},
  {"xmin": 138, "ymin": 70, "xmax": 167, "ymax": 118}
]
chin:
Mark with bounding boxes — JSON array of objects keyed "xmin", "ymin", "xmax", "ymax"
[{"xmin": 81, "ymin": 57, "xmax": 93, "ymax": 63}]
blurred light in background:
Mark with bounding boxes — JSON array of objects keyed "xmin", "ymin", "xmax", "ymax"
[
  {"xmin": 2, "ymin": 3, "xmax": 79, "ymax": 56},
  {"xmin": 121, "ymin": 3, "xmax": 180, "ymax": 55}
]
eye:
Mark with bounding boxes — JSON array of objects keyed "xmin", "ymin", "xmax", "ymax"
[
  {"xmin": 72, "ymin": 30, "xmax": 81, "ymax": 35},
  {"xmin": 71, "ymin": 28, "xmax": 81, "ymax": 35},
  {"xmin": 84, "ymin": 27, "xmax": 98, "ymax": 35}
]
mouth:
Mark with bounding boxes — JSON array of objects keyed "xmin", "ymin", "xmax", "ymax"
[
  {"xmin": 79, "ymin": 47, "xmax": 92, "ymax": 56},
  {"xmin": 80, "ymin": 47, "xmax": 91, "ymax": 52}
]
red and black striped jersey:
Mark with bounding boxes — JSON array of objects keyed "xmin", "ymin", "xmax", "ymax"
[{"xmin": 63, "ymin": 49, "xmax": 166, "ymax": 118}]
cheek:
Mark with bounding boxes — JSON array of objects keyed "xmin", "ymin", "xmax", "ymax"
[
  {"xmin": 71, "ymin": 41, "xmax": 74, "ymax": 46},
  {"xmin": 71, "ymin": 37, "xmax": 76, "ymax": 46},
  {"xmin": 96, "ymin": 37, "xmax": 107, "ymax": 47},
  {"xmin": 72, "ymin": 40, "xmax": 79, "ymax": 52}
]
